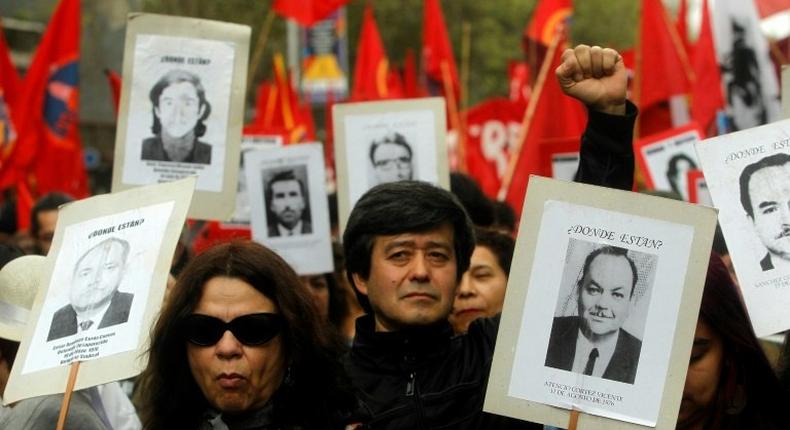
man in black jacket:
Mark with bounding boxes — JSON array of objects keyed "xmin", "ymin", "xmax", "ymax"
[{"xmin": 342, "ymin": 45, "xmax": 637, "ymax": 429}]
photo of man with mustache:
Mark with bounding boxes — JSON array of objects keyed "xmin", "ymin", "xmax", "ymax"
[
  {"xmin": 738, "ymin": 153, "xmax": 790, "ymax": 272},
  {"xmin": 264, "ymin": 168, "xmax": 312, "ymax": 237},
  {"xmin": 545, "ymin": 245, "xmax": 642, "ymax": 384}
]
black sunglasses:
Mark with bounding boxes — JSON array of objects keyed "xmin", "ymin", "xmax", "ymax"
[{"xmin": 182, "ymin": 313, "xmax": 283, "ymax": 346}]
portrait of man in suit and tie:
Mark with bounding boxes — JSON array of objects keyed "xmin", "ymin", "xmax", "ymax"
[
  {"xmin": 545, "ymin": 245, "xmax": 644, "ymax": 384},
  {"xmin": 738, "ymin": 153, "xmax": 790, "ymax": 272},
  {"xmin": 47, "ymin": 237, "xmax": 134, "ymax": 342},
  {"xmin": 264, "ymin": 168, "xmax": 312, "ymax": 238}
]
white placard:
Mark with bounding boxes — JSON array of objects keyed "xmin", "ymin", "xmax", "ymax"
[
  {"xmin": 245, "ymin": 143, "xmax": 333, "ymax": 275},
  {"xmin": 695, "ymin": 119, "xmax": 790, "ymax": 336}
]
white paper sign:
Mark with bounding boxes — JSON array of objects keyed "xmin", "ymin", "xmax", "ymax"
[
  {"xmin": 638, "ymin": 128, "xmax": 702, "ymax": 201},
  {"xmin": 508, "ymin": 200, "xmax": 693, "ymax": 426},
  {"xmin": 552, "ymin": 152, "xmax": 580, "ymax": 182},
  {"xmin": 22, "ymin": 202, "xmax": 174, "ymax": 374},
  {"xmin": 245, "ymin": 144, "xmax": 333, "ymax": 275},
  {"xmin": 695, "ymin": 119, "xmax": 790, "ymax": 336},
  {"xmin": 121, "ymin": 34, "xmax": 234, "ymax": 192}
]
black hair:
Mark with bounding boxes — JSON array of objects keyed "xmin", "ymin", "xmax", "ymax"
[
  {"xmin": 149, "ymin": 69, "xmax": 211, "ymax": 138},
  {"xmin": 738, "ymin": 153, "xmax": 790, "ymax": 218},
  {"xmin": 665, "ymin": 153, "xmax": 698, "ymax": 196},
  {"xmin": 578, "ymin": 245, "xmax": 638, "ymax": 298},
  {"xmin": 474, "ymin": 227, "xmax": 515, "ymax": 276},
  {"xmin": 343, "ymin": 181, "xmax": 475, "ymax": 313},
  {"xmin": 492, "ymin": 200, "xmax": 517, "ymax": 234},
  {"xmin": 450, "ymin": 173, "xmax": 494, "ymax": 227},
  {"xmin": 30, "ymin": 192, "xmax": 73, "ymax": 237}
]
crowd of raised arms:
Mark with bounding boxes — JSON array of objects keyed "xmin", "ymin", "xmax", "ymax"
[{"xmin": 0, "ymin": 44, "xmax": 788, "ymax": 430}]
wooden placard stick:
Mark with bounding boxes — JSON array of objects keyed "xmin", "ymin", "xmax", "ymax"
[
  {"xmin": 567, "ymin": 409, "xmax": 581, "ymax": 430},
  {"xmin": 55, "ymin": 361, "xmax": 81, "ymax": 430},
  {"xmin": 247, "ymin": 9, "xmax": 276, "ymax": 91}
]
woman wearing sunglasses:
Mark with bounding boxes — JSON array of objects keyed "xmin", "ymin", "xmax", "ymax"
[{"xmin": 140, "ymin": 241, "xmax": 361, "ymax": 429}]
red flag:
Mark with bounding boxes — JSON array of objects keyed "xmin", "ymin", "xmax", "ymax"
[
  {"xmin": 350, "ymin": 5, "xmax": 396, "ymax": 101},
  {"xmin": 105, "ymin": 69, "xmax": 121, "ymax": 114},
  {"xmin": 504, "ymin": 38, "xmax": 586, "ymax": 215},
  {"xmin": 402, "ymin": 48, "xmax": 427, "ymax": 98},
  {"xmin": 272, "ymin": 0, "xmax": 351, "ymax": 27},
  {"xmin": 508, "ymin": 61, "xmax": 531, "ymax": 109},
  {"xmin": 524, "ymin": 0, "xmax": 572, "ymax": 46},
  {"xmin": 463, "ymin": 98, "xmax": 524, "ymax": 198},
  {"xmin": 0, "ymin": 18, "xmax": 21, "ymax": 170},
  {"xmin": 246, "ymin": 54, "xmax": 314, "ymax": 144},
  {"xmin": 690, "ymin": 0, "xmax": 725, "ymax": 136},
  {"xmin": 15, "ymin": 180, "xmax": 33, "ymax": 231},
  {"xmin": 637, "ymin": 0, "xmax": 691, "ymax": 109},
  {"xmin": 0, "ymin": 0, "xmax": 88, "ymax": 198},
  {"xmin": 422, "ymin": 0, "xmax": 459, "ymax": 96}
]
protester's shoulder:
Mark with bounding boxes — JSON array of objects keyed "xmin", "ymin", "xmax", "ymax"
[{"xmin": 465, "ymin": 314, "xmax": 501, "ymax": 350}]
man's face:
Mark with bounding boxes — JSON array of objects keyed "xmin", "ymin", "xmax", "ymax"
[
  {"xmin": 155, "ymin": 81, "xmax": 205, "ymax": 139},
  {"xmin": 70, "ymin": 241, "xmax": 126, "ymax": 312},
  {"xmin": 372, "ymin": 142, "xmax": 413, "ymax": 184},
  {"xmin": 269, "ymin": 179, "xmax": 305, "ymax": 229},
  {"xmin": 353, "ymin": 223, "xmax": 457, "ymax": 332},
  {"xmin": 748, "ymin": 164, "xmax": 790, "ymax": 260},
  {"xmin": 578, "ymin": 253, "xmax": 634, "ymax": 338},
  {"xmin": 35, "ymin": 210, "xmax": 59, "ymax": 255}
]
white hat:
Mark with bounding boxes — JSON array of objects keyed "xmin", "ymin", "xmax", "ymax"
[{"xmin": 0, "ymin": 255, "xmax": 46, "ymax": 342}]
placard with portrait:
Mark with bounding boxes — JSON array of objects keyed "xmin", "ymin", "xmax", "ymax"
[
  {"xmin": 484, "ymin": 176, "xmax": 717, "ymax": 429},
  {"xmin": 244, "ymin": 143, "xmax": 333, "ymax": 275},
  {"xmin": 635, "ymin": 124, "xmax": 703, "ymax": 201},
  {"xmin": 111, "ymin": 13, "xmax": 250, "ymax": 220},
  {"xmin": 4, "ymin": 178, "xmax": 195, "ymax": 404},
  {"xmin": 695, "ymin": 118, "xmax": 790, "ymax": 336},
  {"xmin": 333, "ymin": 98, "xmax": 449, "ymax": 232}
]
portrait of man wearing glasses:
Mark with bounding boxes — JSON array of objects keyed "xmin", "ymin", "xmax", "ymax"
[{"xmin": 368, "ymin": 132, "xmax": 414, "ymax": 185}]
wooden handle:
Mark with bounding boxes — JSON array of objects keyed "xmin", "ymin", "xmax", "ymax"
[{"xmin": 56, "ymin": 361, "xmax": 81, "ymax": 430}]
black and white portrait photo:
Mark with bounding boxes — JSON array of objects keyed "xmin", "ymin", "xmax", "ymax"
[
  {"xmin": 47, "ymin": 237, "xmax": 133, "ymax": 341},
  {"xmin": 636, "ymin": 125, "xmax": 702, "ymax": 201},
  {"xmin": 545, "ymin": 242, "xmax": 656, "ymax": 385},
  {"xmin": 119, "ymin": 31, "xmax": 238, "ymax": 195},
  {"xmin": 263, "ymin": 166, "xmax": 312, "ymax": 237},
  {"xmin": 368, "ymin": 132, "xmax": 415, "ymax": 185},
  {"xmin": 495, "ymin": 189, "xmax": 707, "ymax": 427},
  {"xmin": 696, "ymin": 119, "xmax": 790, "ymax": 337},
  {"xmin": 738, "ymin": 153, "xmax": 790, "ymax": 272},
  {"xmin": 141, "ymin": 70, "xmax": 212, "ymax": 165},
  {"xmin": 245, "ymin": 144, "xmax": 334, "ymax": 275},
  {"xmin": 333, "ymin": 98, "xmax": 449, "ymax": 231}
]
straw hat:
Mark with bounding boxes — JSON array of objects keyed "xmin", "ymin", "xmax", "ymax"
[{"xmin": 0, "ymin": 255, "xmax": 46, "ymax": 342}]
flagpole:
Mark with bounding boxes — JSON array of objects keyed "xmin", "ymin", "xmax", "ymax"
[
  {"xmin": 460, "ymin": 22, "xmax": 471, "ymax": 111},
  {"xmin": 247, "ymin": 9, "xmax": 276, "ymax": 92},
  {"xmin": 633, "ymin": 1, "xmax": 644, "ymax": 188},
  {"xmin": 496, "ymin": 25, "xmax": 563, "ymax": 201},
  {"xmin": 442, "ymin": 61, "xmax": 465, "ymax": 173}
]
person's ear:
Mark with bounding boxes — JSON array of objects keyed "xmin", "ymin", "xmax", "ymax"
[{"xmin": 351, "ymin": 272, "xmax": 370, "ymax": 296}]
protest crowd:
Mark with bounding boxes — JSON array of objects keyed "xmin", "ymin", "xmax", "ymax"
[{"xmin": 1, "ymin": 0, "xmax": 790, "ymax": 429}]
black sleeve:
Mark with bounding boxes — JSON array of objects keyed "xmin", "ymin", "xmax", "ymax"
[{"xmin": 573, "ymin": 100, "xmax": 638, "ymax": 191}]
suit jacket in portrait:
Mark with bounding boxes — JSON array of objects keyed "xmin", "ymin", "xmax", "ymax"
[
  {"xmin": 544, "ymin": 316, "xmax": 642, "ymax": 384},
  {"xmin": 267, "ymin": 219, "xmax": 313, "ymax": 237},
  {"xmin": 47, "ymin": 291, "xmax": 134, "ymax": 342},
  {"xmin": 141, "ymin": 136, "xmax": 212, "ymax": 164},
  {"xmin": 761, "ymin": 253, "xmax": 774, "ymax": 271}
]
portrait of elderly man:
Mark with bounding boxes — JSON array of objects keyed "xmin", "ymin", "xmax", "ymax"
[
  {"xmin": 265, "ymin": 169, "xmax": 312, "ymax": 237},
  {"xmin": 545, "ymin": 245, "xmax": 642, "ymax": 384},
  {"xmin": 47, "ymin": 237, "xmax": 134, "ymax": 341},
  {"xmin": 141, "ymin": 69, "xmax": 212, "ymax": 164},
  {"xmin": 369, "ymin": 132, "xmax": 414, "ymax": 185},
  {"xmin": 739, "ymin": 153, "xmax": 790, "ymax": 272}
]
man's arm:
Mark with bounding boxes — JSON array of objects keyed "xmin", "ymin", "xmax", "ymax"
[{"xmin": 557, "ymin": 45, "xmax": 636, "ymax": 190}]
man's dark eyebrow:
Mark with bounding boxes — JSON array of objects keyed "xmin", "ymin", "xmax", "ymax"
[
  {"xmin": 692, "ymin": 338, "xmax": 711, "ymax": 347},
  {"xmin": 758, "ymin": 201, "xmax": 777, "ymax": 209}
]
